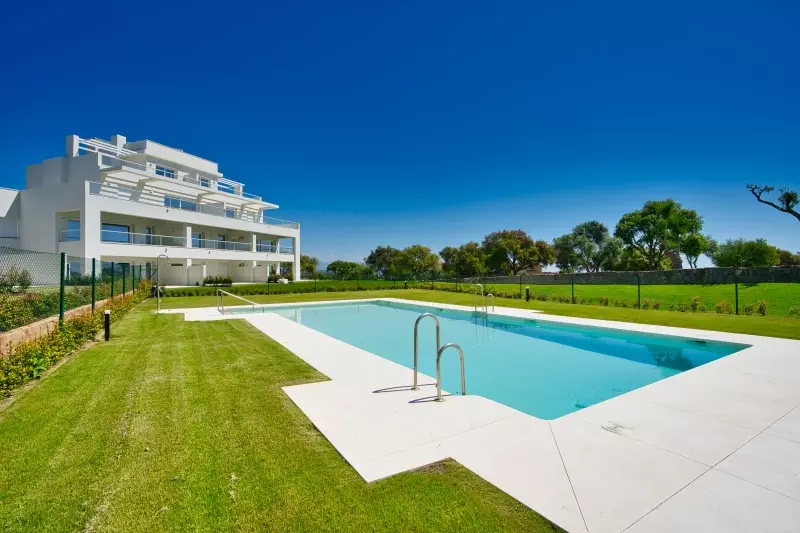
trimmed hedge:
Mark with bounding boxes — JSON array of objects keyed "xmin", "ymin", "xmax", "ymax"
[{"xmin": 0, "ymin": 281, "xmax": 151, "ymax": 397}]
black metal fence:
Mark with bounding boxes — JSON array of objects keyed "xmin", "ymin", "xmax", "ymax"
[{"xmin": 0, "ymin": 246, "xmax": 147, "ymax": 332}]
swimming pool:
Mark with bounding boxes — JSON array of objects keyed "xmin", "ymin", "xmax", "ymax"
[{"xmin": 228, "ymin": 301, "xmax": 749, "ymax": 419}]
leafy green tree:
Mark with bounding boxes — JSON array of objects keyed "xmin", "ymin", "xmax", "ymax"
[
  {"xmin": 482, "ymin": 230, "xmax": 554, "ymax": 275},
  {"xmin": 300, "ymin": 255, "xmax": 319, "ymax": 277},
  {"xmin": 439, "ymin": 242, "xmax": 486, "ymax": 277},
  {"xmin": 364, "ymin": 246, "xmax": 400, "ymax": 278},
  {"xmin": 747, "ymin": 184, "xmax": 800, "ymax": 222},
  {"xmin": 776, "ymin": 249, "xmax": 800, "ymax": 266},
  {"xmin": 326, "ymin": 260, "xmax": 361, "ymax": 279},
  {"xmin": 614, "ymin": 199, "xmax": 703, "ymax": 270},
  {"xmin": 615, "ymin": 248, "xmax": 673, "ymax": 271},
  {"xmin": 679, "ymin": 234, "xmax": 714, "ymax": 268},
  {"xmin": 710, "ymin": 238, "xmax": 780, "ymax": 268},
  {"xmin": 553, "ymin": 221, "xmax": 624, "ymax": 272},
  {"xmin": 394, "ymin": 245, "xmax": 440, "ymax": 279}
]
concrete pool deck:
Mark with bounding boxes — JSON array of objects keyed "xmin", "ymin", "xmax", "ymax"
[{"xmin": 162, "ymin": 298, "xmax": 800, "ymax": 533}]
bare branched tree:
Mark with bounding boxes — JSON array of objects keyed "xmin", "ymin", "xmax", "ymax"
[{"xmin": 746, "ymin": 184, "xmax": 800, "ymax": 222}]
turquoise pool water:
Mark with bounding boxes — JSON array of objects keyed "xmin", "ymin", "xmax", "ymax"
[{"xmin": 228, "ymin": 301, "xmax": 749, "ymax": 419}]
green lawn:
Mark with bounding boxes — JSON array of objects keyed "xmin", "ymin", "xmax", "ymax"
[
  {"xmin": 472, "ymin": 281, "xmax": 800, "ymax": 315},
  {"xmin": 0, "ymin": 304, "xmax": 559, "ymax": 532},
  {"xmin": 160, "ymin": 288, "xmax": 800, "ymax": 340}
]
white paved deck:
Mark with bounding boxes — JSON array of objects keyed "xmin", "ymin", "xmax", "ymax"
[{"xmin": 165, "ymin": 299, "xmax": 800, "ymax": 533}]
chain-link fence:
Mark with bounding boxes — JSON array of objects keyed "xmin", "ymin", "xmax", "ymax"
[
  {"xmin": 0, "ymin": 246, "xmax": 147, "ymax": 332},
  {"xmin": 165, "ymin": 266, "xmax": 800, "ymax": 317}
]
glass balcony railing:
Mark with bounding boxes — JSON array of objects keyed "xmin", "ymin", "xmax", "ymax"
[
  {"xmin": 101, "ymin": 230, "xmax": 186, "ymax": 247},
  {"xmin": 59, "ymin": 229, "xmax": 81, "ymax": 242}
]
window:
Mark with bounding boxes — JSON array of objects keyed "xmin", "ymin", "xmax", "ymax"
[
  {"xmin": 192, "ymin": 232, "xmax": 203, "ymax": 248},
  {"xmin": 257, "ymin": 240, "xmax": 275, "ymax": 252},
  {"xmin": 101, "ymin": 223, "xmax": 130, "ymax": 243},
  {"xmin": 68, "ymin": 261, "xmax": 81, "ymax": 276},
  {"xmin": 164, "ymin": 195, "xmax": 197, "ymax": 212},
  {"xmin": 155, "ymin": 165, "xmax": 176, "ymax": 179},
  {"xmin": 144, "ymin": 226, "xmax": 153, "ymax": 245},
  {"xmin": 218, "ymin": 234, "xmax": 228, "ymax": 250},
  {"xmin": 66, "ymin": 219, "xmax": 80, "ymax": 241},
  {"xmin": 225, "ymin": 207, "xmax": 236, "ymax": 219},
  {"xmin": 200, "ymin": 177, "xmax": 210, "ymax": 188}
]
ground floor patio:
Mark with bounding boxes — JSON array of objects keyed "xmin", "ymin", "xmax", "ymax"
[{"xmin": 99, "ymin": 256, "xmax": 292, "ymax": 286}]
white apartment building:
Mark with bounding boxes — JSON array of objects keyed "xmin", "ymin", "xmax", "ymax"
[{"xmin": 0, "ymin": 134, "xmax": 300, "ymax": 285}]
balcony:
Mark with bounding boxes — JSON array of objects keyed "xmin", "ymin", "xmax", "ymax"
[
  {"xmin": 88, "ymin": 181, "xmax": 300, "ymax": 229},
  {"xmin": 59, "ymin": 229, "xmax": 81, "ymax": 242},
  {"xmin": 98, "ymin": 230, "xmax": 294, "ymax": 255},
  {"xmin": 101, "ymin": 230, "xmax": 186, "ymax": 247}
]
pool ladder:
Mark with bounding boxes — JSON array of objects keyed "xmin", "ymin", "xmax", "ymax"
[
  {"xmin": 473, "ymin": 284, "xmax": 494, "ymax": 314},
  {"xmin": 412, "ymin": 313, "xmax": 466, "ymax": 401}
]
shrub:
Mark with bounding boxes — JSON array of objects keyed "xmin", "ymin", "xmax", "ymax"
[
  {"xmin": 0, "ymin": 295, "xmax": 36, "ymax": 331},
  {"xmin": 203, "ymin": 275, "xmax": 233, "ymax": 287},
  {"xmin": 614, "ymin": 299, "xmax": 628, "ymax": 308},
  {"xmin": 789, "ymin": 307, "xmax": 800, "ymax": 318},
  {"xmin": 651, "ymin": 299, "xmax": 662, "ymax": 310},
  {"xmin": 599, "ymin": 296, "xmax": 609, "ymax": 306},
  {"xmin": 742, "ymin": 303, "xmax": 755, "ymax": 316},
  {"xmin": 690, "ymin": 296, "xmax": 706, "ymax": 313},
  {"xmin": 0, "ymin": 267, "xmax": 32, "ymax": 294},
  {"xmin": 716, "ymin": 300, "xmax": 733, "ymax": 314},
  {"xmin": 756, "ymin": 299, "xmax": 768, "ymax": 316}
]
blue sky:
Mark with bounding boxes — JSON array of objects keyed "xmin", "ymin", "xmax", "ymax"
[{"xmin": 1, "ymin": 1, "xmax": 798, "ymax": 267}]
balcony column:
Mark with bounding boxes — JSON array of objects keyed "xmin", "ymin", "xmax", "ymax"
[
  {"xmin": 292, "ymin": 235, "xmax": 300, "ymax": 280},
  {"xmin": 252, "ymin": 234, "xmax": 257, "ymax": 252},
  {"xmin": 252, "ymin": 260, "xmax": 257, "ymax": 282},
  {"xmin": 186, "ymin": 259, "xmax": 192, "ymax": 286},
  {"xmin": 185, "ymin": 224, "xmax": 192, "ymax": 248}
]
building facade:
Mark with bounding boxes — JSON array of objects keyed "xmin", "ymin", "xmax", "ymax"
[{"xmin": 0, "ymin": 134, "xmax": 300, "ymax": 286}]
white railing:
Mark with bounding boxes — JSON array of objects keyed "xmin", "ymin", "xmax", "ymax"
[
  {"xmin": 101, "ymin": 230, "xmax": 186, "ymax": 247},
  {"xmin": 195, "ymin": 238, "xmax": 252, "ymax": 251},
  {"xmin": 85, "ymin": 137, "xmax": 265, "ymax": 203},
  {"xmin": 88, "ymin": 181, "xmax": 299, "ymax": 229},
  {"xmin": 59, "ymin": 229, "xmax": 81, "ymax": 242}
]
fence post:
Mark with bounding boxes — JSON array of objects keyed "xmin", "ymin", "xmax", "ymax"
[
  {"xmin": 735, "ymin": 270, "xmax": 739, "ymax": 315},
  {"xmin": 267, "ymin": 277, "xmax": 270, "ymax": 295},
  {"xmin": 357, "ymin": 272, "xmax": 360, "ymax": 291},
  {"xmin": 122, "ymin": 264, "xmax": 126, "ymax": 296},
  {"xmin": 59, "ymin": 252, "xmax": 66, "ymax": 324},
  {"xmin": 91, "ymin": 258, "xmax": 96, "ymax": 311},
  {"xmin": 314, "ymin": 272, "xmax": 317, "ymax": 292},
  {"xmin": 111, "ymin": 262, "xmax": 115, "ymax": 297},
  {"xmin": 637, "ymin": 272, "xmax": 641, "ymax": 310},
  {"xmin": 431, "ymin": 271, "xmax": 434, "ymax": 291},
  {"xmin": 519, "ymin": 275, "xmax": 522, "ymax": 298},
  {"xmin": 571, "ymin": 275, "xmax": 575, "ymax": 303}
]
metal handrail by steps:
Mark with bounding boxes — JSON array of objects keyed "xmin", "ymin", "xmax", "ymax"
[
  {"xmin": 217, "ymin": 289, "xmax": 267, "ymax": 314},
  {"xmin": 435, "ymin": 343, "xmax": 467, "ymax": 402},
  {"xmin": 412, "ymin": 313, "xmax": 440, "ymax": 390}
]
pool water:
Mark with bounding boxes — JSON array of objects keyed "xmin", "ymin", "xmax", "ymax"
[{"xmin": 228, "ymin": 301, "xmax": 749, "ymax": 419}]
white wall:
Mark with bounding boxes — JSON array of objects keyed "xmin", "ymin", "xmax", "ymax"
[{"xmin": 0, "ymin": 188, "xmax": 20, "ymax": 240}]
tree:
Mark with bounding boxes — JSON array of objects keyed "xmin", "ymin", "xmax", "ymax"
[
  {"xmin": 615, "ymin": 248, "xmax": 673, "ymax": 271},
  {"xmin": 326, "ymin": 260, "xmax": 361, "ymax": 279},
  {"xmin": 679, "ymin": 234, "xmax": 714, "ymax": 268},
  {"xmin": 393, "ymin": 245, "xmax": 440, "ymax": 279},
  {"xmin": 439, "ymin": 242, "xmax": 486, "ymax": 277},
  {"xmin": 553, "ymin": 221, "xmax": 624, "ymax": 272},
  {"xmin": 710, "ymin": 238, "xmax": 780, "ymax": 268},
  {"xmin": 776, "ymin": 249, "xmax": 800, "ymax": 267},
  {"xmin": 364, "ymin": 246, "xmax": 400, "ymax": 278},
  {"xmin": 482, "ymin": 230, "xmax": 554, "ymax": 275},
  {"xmin": 746, "ymin": 184, "xmax": 800, "ymax": 223},
  {"xmin": 614, "ymin": 199, "xmax": 703, "ymax": 270},
  {"xmin": 300, "ymin": 255, "xmax": 319, "ymax": 277}
]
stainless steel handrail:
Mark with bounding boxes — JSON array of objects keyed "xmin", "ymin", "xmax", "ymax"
[
  {"xmin": 486, "ymin": 293, "xmax": 495, "ymax": 311},
  {"xmin": 216, "ymin": 289, "xmax": 266, "ymax": 313},
  {"xmin": 412, "ymin": 313, "xmax": 440, "ymax": 390},
  {"xmin": 474, "ymin": 283, "xmax": 484, "ymax": 312},
  {"xmin": 435, "ymin": 343, "xmax": 466, "ymax": 402}
]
